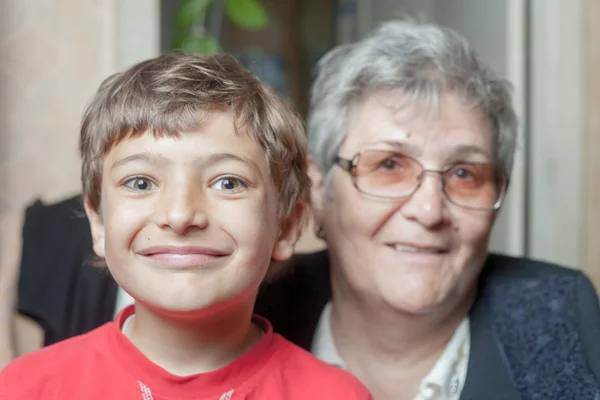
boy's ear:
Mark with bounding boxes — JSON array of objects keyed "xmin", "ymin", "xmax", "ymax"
[
  {"xmin": 83, "ymin": 199, "xmax": 106, "ymax": 259},
  {"xmin": 271, "ymin": 201, "xmax": 306, "ymax": 262}
]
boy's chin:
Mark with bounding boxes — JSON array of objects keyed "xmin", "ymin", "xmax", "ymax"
[{"xmin": 134, "ymin": 290, "xmax": 258, "ymax": 320}]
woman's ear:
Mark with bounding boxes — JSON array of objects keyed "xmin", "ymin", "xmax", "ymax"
[
  {"xmin": 271, "ymin": 201, "xmax": 306, "ymax": 262},
  {"xmin": 83, "ymin": 199, "xmax": 106, "ymax": 259},
  {"xmin": 307, "ymin": 157, "xmax": 325, "ymax": 228}
]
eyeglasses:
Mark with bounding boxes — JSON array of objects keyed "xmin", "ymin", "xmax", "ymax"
[{"xmin": 335, "ymin": 150, "xmax": 508, "ymax": 210}]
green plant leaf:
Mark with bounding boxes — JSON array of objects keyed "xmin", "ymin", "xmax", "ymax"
[
  {"xmin": 175, "ymin": 0, "xmax": 212, "ymax": 30},
  {"xmin": 173, "ymin": 33, "xmax": 187, "ymax": 50},
  {"xmin": 182, "ymin": 35, "xmax": 221, "ymax": 54},
  {"xmin": 225, "ymin": 0, "xmax": 268, "ymax": 30}
]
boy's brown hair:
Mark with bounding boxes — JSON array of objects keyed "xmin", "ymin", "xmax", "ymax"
[{"xmin": 80, "ymin": 53, "xmax": 309, "ymax": 220}]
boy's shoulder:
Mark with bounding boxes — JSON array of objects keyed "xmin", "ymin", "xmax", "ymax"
[
  {"xmin": 0, "ymin": 323, "xmax": 113, "ymax": 397},
  {"xmin": 268, "ymin": 335, "xmax": 372, "ymax": 399}
]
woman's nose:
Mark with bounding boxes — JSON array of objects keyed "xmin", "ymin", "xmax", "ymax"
[{"xmin": 399, "ymin": 173, "xmax": 447, "ymax": 228}]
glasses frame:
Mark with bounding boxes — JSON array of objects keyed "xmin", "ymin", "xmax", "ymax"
[{"xmin": 335, "ymin": 150, "xmax": 508, "ymax": 211}]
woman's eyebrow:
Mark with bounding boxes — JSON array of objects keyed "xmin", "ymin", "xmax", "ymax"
[
  {"xmin": 377, "ymin": 140, "xmax": 421, "ymax": 155},
  {"xmin": 372, "ymin": 141, "xmax": 492, "ymax": 163},
  {"xmin": 448, "ymin": 145, "xmax": 492, "ymax": 161}
]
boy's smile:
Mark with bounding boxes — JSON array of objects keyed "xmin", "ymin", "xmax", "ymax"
[
  {"xmin": 85, "ymin": 111, "xmax": 297, "ymax": 315},
  {"xmin": 137, "ymin": 244, "xmax": 230, "ymax": 270}
]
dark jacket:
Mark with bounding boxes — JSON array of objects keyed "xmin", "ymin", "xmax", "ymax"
[{"xmin": 19, "ymin": 196, "xmax": 600, "ymax": 399}]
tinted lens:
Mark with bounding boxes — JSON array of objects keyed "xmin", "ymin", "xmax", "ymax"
[
  {"xmin": 354, "ymin": 151, "xmax": 421, "ymax": 198},
  {"xmin": 443, "ymin": 163, "xmax": 505, "ymax": 209}
]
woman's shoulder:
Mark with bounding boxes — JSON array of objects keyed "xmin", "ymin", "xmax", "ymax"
[
  {"xmin": 475, "ymin": 253, "xmax": 600, "ymax": 397},
  {"xmin": 479, "ymin": 252, "xmax": 598, "ymax": 325},
  {"xmin": 482, "ymin": 252, "xmax": 584, "ymax": 281}
]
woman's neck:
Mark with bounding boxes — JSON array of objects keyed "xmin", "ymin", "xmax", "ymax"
[
  {"xmin": 124, "ymin": 296, "xmax": 262, "ymax": 376},
  {"xmin": 329, "ymin": 271, "xmax": 475, "ymax": 399}
]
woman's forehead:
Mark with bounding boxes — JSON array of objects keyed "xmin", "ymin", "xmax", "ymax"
[{"xmin": 342, "ymin": 92, "xmax": 494, "ymax": 159}]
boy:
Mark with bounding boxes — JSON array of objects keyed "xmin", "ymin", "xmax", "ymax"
[{"xmin": 0, "ymin": 53, "xmax": 371, "ymax": 399}]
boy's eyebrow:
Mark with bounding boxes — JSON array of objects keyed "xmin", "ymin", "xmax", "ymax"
[
  {"xmin": 201, "ymin": 153, "xmax": 260, "ymax": 171},
  {"xmin": 110, "ymin": 152, "xmax": 167, "ymax": 172},
  {"xmin": 110, "ymin": 152, "xmax": 261, "ymax": 172}
]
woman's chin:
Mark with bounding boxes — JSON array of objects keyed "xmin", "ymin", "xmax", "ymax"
[
  {"xmin": 389, "ymin": 298, "xmax": 444, "ymax": 316},
  {"xmin": 377, "ymin": 283, "xmax": 450, "ymax": 316}
]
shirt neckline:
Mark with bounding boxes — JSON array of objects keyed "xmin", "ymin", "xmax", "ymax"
[
  {"xmin": 108, "ymin": 304, "xmax": 278, "ymax": 399},
  {"xmin": 311, "ymin": 301, "xmax": 471, "ymax": 399}
]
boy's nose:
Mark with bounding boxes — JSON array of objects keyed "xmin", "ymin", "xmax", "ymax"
[{"xmin": 158, "ymin": 184, "xmax": 209, "ymax": 235}]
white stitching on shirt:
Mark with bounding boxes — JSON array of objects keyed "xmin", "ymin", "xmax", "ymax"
[
  {"xmin": 219, "ymin": 389, "xmax": 235, "ymax": 399},
  {"xmin": 137, "ymin": 380, "xmax": 233, "ymax": 399},
  {"xmin": 138, "ymin": 381, "xmax": 154, "ymax": 400}
]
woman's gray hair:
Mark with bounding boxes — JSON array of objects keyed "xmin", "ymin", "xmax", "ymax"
[{"xmin": 308, "ymin": 20, "xmax": 518, "ymax": 188}]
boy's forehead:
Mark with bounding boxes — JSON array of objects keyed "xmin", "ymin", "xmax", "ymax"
[
  {"xmin": 102, "ymin": 120, "xmax": 269, "ymax": 172},
  {"xmin": 100, "ymin": 108, "xmax": 243, "ymax": 153}
]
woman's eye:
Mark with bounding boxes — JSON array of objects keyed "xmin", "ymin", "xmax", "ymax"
[
  {"xmin": 380, "ymin": 158, "xmax": 398, "ymax": 169},
  {"xmin": 211, "ymin": 176, "xmax": 247, "ymax": 193},
  {"xmin": 453, "ymin": 167, "xmax": 475, "ymax": 180},
  {"xmin": 377, "ymin": 156, "xmax": 407, "ymax": 171},
  {"xmin": 123, "ymin": 177, "xmax": 156, "ymax": 192}
]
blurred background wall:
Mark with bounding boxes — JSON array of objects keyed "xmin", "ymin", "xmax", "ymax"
[
  {"xmin": 0, "ymin": 0, "xmax": 599, "ymax": 287},
  {"xmin": 0, "ymin": 0, "xmax": 160, "ymax": 300}
]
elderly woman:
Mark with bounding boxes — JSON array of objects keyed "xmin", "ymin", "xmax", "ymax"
[{"xmin": 256, "ymin": 20, "xmax": 600, "ymax": 399}]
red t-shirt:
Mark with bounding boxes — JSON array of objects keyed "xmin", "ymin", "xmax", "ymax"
[{"xmin": 0, "ymin": 306, "xmax": 371, "ymax": 400}]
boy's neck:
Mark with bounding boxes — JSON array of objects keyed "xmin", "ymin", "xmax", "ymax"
[{"xmin": 124, "ymin": 298, "xmax": 262, "ymax": 376}]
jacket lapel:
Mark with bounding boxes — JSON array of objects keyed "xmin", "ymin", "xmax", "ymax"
[{"xmin": 461, "ymin": 288, "xmax": 521, "ymax": 400}]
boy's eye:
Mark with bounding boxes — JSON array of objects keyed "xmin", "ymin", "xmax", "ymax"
[
  {"xmin": 123, "ymin": 177, "xmax": 157, "ymax": 192},
  {"xmin": 210, "ymin": 176, "xmax": 247, "ymax": 193}
]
